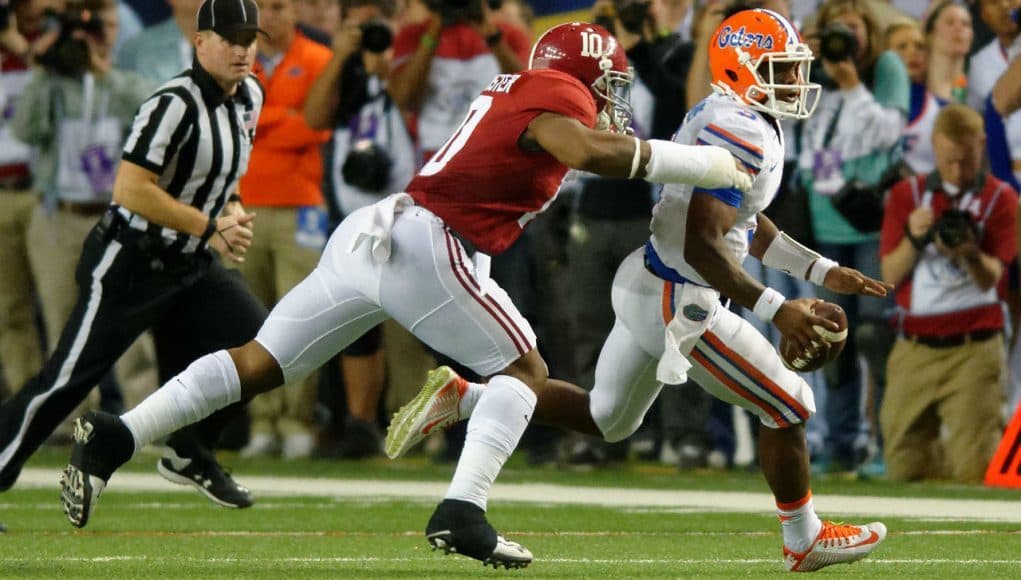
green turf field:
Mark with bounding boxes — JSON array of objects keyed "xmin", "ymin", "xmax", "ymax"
[{"xmin": 2, "ymin": 449, "xmax": 1019, "ymax": 578}]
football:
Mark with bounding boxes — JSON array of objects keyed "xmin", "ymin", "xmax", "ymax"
[{"xmin": 779, "ymin": 302, "xmax": 848, "ymax": 373}]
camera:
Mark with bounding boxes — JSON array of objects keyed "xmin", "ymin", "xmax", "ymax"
[
  {"xmin": 360, "ymin": 21, "xmax": 392, "ymax": 53},
  {"xmin": 342, "ymin": 139, "xmax": 393, "ymax": 194},
  {"xmin": 819, "ymin": 21, "xmax": 858, "ymax": 62},
  {"xmin": 830, "ymin": 160, "xmax": 914, "ymax": 233},
  {"xmin": 593, "ymin": 1, "xmax": 652, "ymax": 36},
  {"xmin": 425, "ymin": 0, "xmax": 501, "ymax": 21},
  {"xmin": 36, "ymin": 4, "xmax": 105, "ymax": 77},
  {"xmin": 933, "ymin": 209, "xmax": 976, "ymax": 249},
  {"xmin": 615, "ymin": 0, "xmax": 652, "ymax": 35}
]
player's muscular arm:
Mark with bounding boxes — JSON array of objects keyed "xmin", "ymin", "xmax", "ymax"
[
  {"xmin": 749, "ymin": 212, "xmax": 781, "ymax": 260},
  {"xmin": 525, "ymin": 113, "xmax": 747, "ymax": 190},
  {"xmin": 685, "ymin": 194, "xmax": 766, "ymax": 310},
  {"xmin": 523, "ymin": 112, "xmax": 649, "ymax": 176}
]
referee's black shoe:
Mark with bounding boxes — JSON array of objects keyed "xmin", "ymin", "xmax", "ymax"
[
  {"xmin": 425, "ymin": 499, "xmax": 533, "ymax": 569},
  {"xmin": 157, "ymin": 450, "xmax": 253, "ymax": 509},
  {"xmin": 61, "ymin": 411, "xmax": 135, "ymax": 528}
]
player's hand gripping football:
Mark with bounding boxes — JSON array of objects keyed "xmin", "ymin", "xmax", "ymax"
[
  {"xmin": 694, "ymin": 146, "xmax": 754, "ymax": 192},
  {"xmin": 210, "ymin": 212, "xmax": 255, "ymax": 263},
  {"xmin": 773, "ymin": 298, "xmax": 839, "ymax": 355},
  {"xmin": 821, "ymin": 266, "xmax": 893, "ymax": 297}
]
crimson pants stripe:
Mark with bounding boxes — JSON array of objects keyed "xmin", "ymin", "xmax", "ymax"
[{"xmin": 443, "ymin": 231, "xmax": 528, "ymax": 356}]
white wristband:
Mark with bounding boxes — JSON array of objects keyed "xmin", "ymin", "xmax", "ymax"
[
  {"xmin": 808, "ymin": 257, "xmax": 839, "ymax": 286},
  {"xmin": 753, "ymin": 287, "xmax": 786, "ymax": 322},
  {"xmin": 628, "ymin": 137, "xmax": 642, "ymax": 179}
]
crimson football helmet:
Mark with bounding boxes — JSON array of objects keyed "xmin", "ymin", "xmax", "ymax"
[
  {"xmin": 709, "ymin": 9, "xmax": 820, "ymax": 119},
  {"xmin": 529, "ymin": 22, "xmax": 633, "ymax": 133}
]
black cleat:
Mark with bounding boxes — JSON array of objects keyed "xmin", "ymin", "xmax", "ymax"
[
  {"xmin": 60, "ymin": 411, "xmax": 135, "ymax": 528},
  {"xmin": 157, "ymin": 450, "xmax": 253, "ymax": 509},
  {"xmin": 425, "ymin": 499, "xmax": 533, "ymax": 569}
]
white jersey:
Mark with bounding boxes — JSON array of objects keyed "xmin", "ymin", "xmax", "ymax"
[{"xmin": 649, "ymin": 92, "xmax": 786, "ymax": 286}]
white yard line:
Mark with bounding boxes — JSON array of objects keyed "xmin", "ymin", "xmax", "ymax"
[{"xmin": 14, "ymin": 467, "xmax": 1021, "ymax": 522}]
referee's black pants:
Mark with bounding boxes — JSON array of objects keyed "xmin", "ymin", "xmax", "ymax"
[{"xmin": 0, "ymin": 211, "xmax": 267, "ymax": 489}]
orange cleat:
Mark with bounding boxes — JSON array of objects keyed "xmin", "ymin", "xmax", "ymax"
[{"xmin": 783, "ymin": 521, "xmax": 887, "ymax": 572}]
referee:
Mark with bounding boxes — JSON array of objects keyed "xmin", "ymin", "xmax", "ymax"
[{"xmin": 0, "ymin": 0, "xmax": 269, "ymax": 509}]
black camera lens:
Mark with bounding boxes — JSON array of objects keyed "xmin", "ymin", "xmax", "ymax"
[
  {"xmin": 934, "ymin": 209, "xmax": 974, "ymax": 249},
  {"xmin": 360, "ymin": 21, "xmax": 392, "ymax": 54},
  {"xmin": 819, "ymin": 22, "xmax": 858, "ymax": 62}
]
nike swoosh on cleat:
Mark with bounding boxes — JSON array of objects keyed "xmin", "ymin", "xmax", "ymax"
[
  {"xmin": 422, "ymin": 416, "xmax": 449, "ymax": 435},
  {"xmin": 851, "ymin": 530, "xmax": 881, "ymax": 547}
]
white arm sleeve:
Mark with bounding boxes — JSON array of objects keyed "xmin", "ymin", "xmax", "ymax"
[{"xmin": 644, "ymin": 139, "xmax": 750, "ymax": 190}]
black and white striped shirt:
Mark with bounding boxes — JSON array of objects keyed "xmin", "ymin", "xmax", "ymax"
[{"xmin": 120, "ymin": 59, "xmax": 265, "ymax": 253}]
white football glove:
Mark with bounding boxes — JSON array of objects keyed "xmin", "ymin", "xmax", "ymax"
[{"xmin": 694, "ymin": 145, "xmax": 753, "ymax": 192}]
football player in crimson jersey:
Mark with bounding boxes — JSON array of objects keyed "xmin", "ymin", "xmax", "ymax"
[
  {"xmin": 61, "ymin": 21, "xmax": 750, "ymax": 567},
  {"xmin": 387, "ymin": 10, "xmax": 895, "ymax": 572}
]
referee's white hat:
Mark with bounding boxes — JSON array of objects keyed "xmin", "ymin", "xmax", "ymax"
[{"xmin": 197, "ymin": 0, "xmax": 269, "ymax": 39}]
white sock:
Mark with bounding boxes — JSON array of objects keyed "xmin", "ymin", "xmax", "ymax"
[
  {"xmin": 121, "ymin": 350, "xmax": 241, "ymax": 455},
  {"xmin": 777, "ymin": 491, "xmax": 823, "ymax": 553},
  {"xmin": 444, "ymin": 375, "xmax": 536, "ymax": 511},
  {"xmin": 457, "ymin": 381, "xmax": 485, "ymax": 418}
]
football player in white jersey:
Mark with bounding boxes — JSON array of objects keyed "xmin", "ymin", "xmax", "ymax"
[{"xmin": 387, "ymin": 9, "xmax": 895, "ymax": 572}]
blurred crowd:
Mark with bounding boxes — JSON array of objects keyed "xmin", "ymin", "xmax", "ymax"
[{"xmin": 1, "ymin": 0, "xmax": 1019, "ymax": 484}]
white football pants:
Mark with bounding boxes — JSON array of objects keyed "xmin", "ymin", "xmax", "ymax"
[
  {"xmin": 590, "ymin": 248, "xmax": 816, "ymax": 442},
  {"xmin": 254, "ymin": 201, "xmax": 536, "ymax": 384}
]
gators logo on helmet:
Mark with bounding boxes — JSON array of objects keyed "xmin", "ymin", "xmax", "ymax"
[{"xmin": 709, "ymin": 9, "xmax": 821, "ymax": 119}]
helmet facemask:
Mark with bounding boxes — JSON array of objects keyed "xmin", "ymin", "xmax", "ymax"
[
  {"xmin": 592, "ymin": 58, "xmax": 634, "ymax": 133},
  {"xmin": 718, "ymin": 44, "xmax": 821, "ymax": 120}
]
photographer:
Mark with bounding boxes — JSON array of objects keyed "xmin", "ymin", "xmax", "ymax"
[
  {"xmin": 795, "ymin": 0, "xmax": 909, "ymax": 473},
  {"xmin": 11, "ymin": 0, "xmax": 152, "ymax": 438},
  {"xmin": 387, "ymin": 0, "xmax": 529, "ymax": 159},
  {"xmin": 0, "ymin": 0, "xmax": 51, "ymax": 405},
  {"xmin": 879, "ymin": 104, "xmax": 1016, "ymax": 482},
  {"xmin": 304, "ymin": 0, "xmax": 414, "ymax": 458}
]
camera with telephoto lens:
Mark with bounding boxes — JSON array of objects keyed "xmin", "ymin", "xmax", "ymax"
[
  {"xmin": 933, "ymin": 209, "xmax": 976, "ymax": 249},
  {"xmin": 36, "ymin": 4, "xmax": 105, "ymax": 77},
  {"xmin": 360, "ymin": 21, "xmax": 392, "ymax": 53},
  {"xmin": 819, "ymin": 21, "xmax": 858, "ymax": 62},
  {"xmin": 342, "ymin": 139, "xmax": 393, "ymax": 194}
]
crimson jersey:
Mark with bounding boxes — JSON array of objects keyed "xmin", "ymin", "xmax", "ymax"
[{"xmin": 406, "ymin": 69, "xmax": 597, "ymax": 255}]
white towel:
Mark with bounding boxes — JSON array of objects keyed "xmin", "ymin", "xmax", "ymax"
[
  {"xmin": 347, "ymin": 193, "xmax": 414, "ymax": 263},
  {"xmin": 656, "ymin": 284, "xmax": 720, "ymax": 384}
]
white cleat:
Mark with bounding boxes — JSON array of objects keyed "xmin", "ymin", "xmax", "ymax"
[
  {"xmin": 384, "ymin": 366, "xmax": 467, "ymax": 459},
  {"xmin": 784, "ymin": 521, "xmax": 887, "ymax": 572}
]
